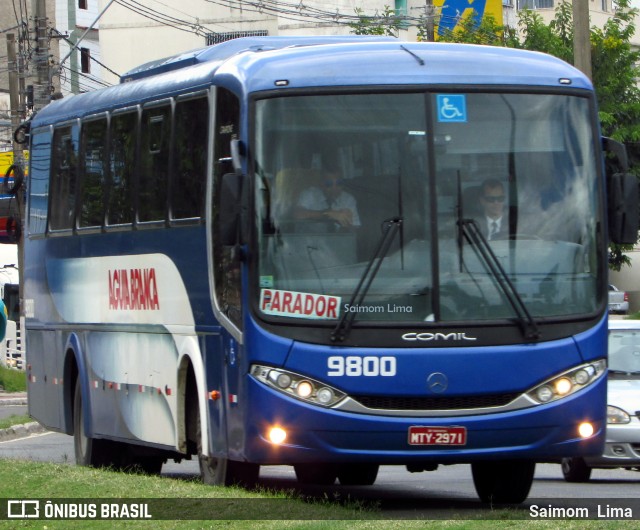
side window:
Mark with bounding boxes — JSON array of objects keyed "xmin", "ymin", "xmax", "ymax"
[
  {"xmin": 49, "ymin": 125, "xmax": 78, "ymax": 231},
  {"xmin": 213, "ymin": 88, "xmax": 242, "ymax": 327},
  {"xmin": 79, "ymin": 118, "xmax": 107, "ymax": 228},
  {"xmin": 108, "ymin": 112, "xmax": 136, "ymax": 225},
  {"xmin": 172, "ymin": 96, "xmax": 209, "ymax": 219},
  {"xmin": 27, "ymin": 129, "xmax": 52, "ymax": 235},
  {"xmin": 140, "ymin": 104, "xmax": 170, "ymax": 222}
]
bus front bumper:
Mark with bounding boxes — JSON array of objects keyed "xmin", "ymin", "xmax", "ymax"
[{"xmin": 236, "ymin": 376, "xmax": 606, "ymax": 465}]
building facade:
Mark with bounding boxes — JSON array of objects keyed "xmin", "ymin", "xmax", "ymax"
[{"xmin": 56, "ymin": 0, "xmax": 104, "ymax": 94}]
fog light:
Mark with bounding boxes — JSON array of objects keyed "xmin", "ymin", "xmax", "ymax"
[
  {"xmin": 578, "ymin": 422, "xmax": 594, "ymax": 438},
  {"xmin": 612, "ymin": 445, "xmax": 626, "ymax": 456},
  {"xmin": 268, "ymin": 427, "xmax": 287, "ymax": 444}
]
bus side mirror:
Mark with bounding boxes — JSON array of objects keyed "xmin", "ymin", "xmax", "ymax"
[
  {"xmin": 603, "ymin": 137, "xmax": 639, "ymax": 245},
  {"xmin": 608, "ymin": 172, "xmax": 639, "ymax": 245},
  {"xmin": 219, "ymin": 172, "xmax": 247, "ymax": 247}
]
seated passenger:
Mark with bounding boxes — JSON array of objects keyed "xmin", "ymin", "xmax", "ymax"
[{"xmin": 272, "ymin": 168, "xmax": 306, "ymax": 224}]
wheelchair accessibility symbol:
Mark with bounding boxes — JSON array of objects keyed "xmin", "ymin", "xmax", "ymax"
[{"xmin": 437, "ymin": 94, "xmax": 467, "ymax": 123}]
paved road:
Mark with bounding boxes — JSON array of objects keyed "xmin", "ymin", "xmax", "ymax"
[
  {"xmin": 3, "ymin": 430, "xmax": 640, "ymax": 508},
  {"xmin": 0, "ymin": 392, "xmax": 28, "ymax": 420},
  {"xmin": 2, "ymin": 391, "xmax": 640, "ymax": 518},
  {"xmin": 0, "ymin": 404, "xmax": 27, "ymax": 420}
]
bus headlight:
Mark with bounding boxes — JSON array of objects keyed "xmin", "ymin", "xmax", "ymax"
[
  {"xmin": 527, "ymin": 359, "xmax": 606, "ymax": 405},
  {"xmin": 251, "ymin": 365, "xmax": 346, "ymax": 407}
]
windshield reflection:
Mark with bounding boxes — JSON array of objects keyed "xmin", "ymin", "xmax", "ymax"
[{"xmin": 254, "ymin": 91, "xmax": 601, "ymax": 324}]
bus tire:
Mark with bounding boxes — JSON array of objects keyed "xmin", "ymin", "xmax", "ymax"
[
  {"xmin": 199, "ymin": 453, "xmax": 258, "ymax": 488},
  {"xmin": 294, "ymin": 463, "xmax": 338, "ymax": 485},
  {"xmin": 120, "ymin": 452, "xmax": 164, "ymax": 475},
  {"xmin": 73, "ymin": 379, "xmax": 111, "ymax": 468},
  {"xmin": 471, "ymin": 460, "xmax": 535, "ymax": 504},
  {"xmin": 196, "ymin": 408, "xmax": 258, "ymax": 487},
  {"xmin": 561, "ymin": 457, "xmax": 592, "ymax": 483},
  {"xmin": 337, "ymin": 463, "xmax": 379, "ymax": 486}
]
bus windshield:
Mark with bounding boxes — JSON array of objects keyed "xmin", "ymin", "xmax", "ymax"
[{"xmin": 254, "ymin": 91, "xmax": 601, "ymax": 324}]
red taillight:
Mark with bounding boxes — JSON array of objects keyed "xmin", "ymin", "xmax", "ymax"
[{"xmin": 624, "ymin": 292, "xmax": 629, "ymax": 302}]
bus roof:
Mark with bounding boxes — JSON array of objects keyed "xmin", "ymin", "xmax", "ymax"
[
  {"xmin": 221, "ymin": 40, "xmax": 592, "ymax": 94},
  {"xmin": 120, "ymin": 35, "xmax": 397, "ymax": 82},
  {"xmin": 32, "ymin": 39, "xmax": 592, "ymax": 128}
]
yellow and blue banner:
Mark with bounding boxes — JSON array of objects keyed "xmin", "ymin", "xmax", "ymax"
[{"xmin": 435, "ymin": 0, "xmax": 503, "ymax": 38}]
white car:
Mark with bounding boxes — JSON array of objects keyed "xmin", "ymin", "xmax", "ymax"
[
  {"xmin": 561, "ymin": 320, "xmax": 640, "ymax": 482},
  {"xmin": 608, "ymin": 284, "xmax": 629, "ymax": 315}
]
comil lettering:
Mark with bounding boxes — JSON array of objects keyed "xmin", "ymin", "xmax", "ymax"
[
  {"xmin": 108, "ymin": 268, "xmax": 160, "ymax": 311},
  {"xmin": 402, "ymin": 332, "xmax": 477, "ymax": 342}
]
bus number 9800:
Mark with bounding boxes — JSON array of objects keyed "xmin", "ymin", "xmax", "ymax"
[{"xmin": 327, "ymin": 356, "xmax": 396, "ymax": 377}]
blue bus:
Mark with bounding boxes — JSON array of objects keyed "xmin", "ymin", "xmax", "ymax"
[{"xmin": 21, "ymin": 36, "xmax": 638, "ymax": 503}]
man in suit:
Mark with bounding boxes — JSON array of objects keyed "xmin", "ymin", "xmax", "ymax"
[{"xmin": 476, "ymin": 179, "xmax": 508, "ymax": 240}]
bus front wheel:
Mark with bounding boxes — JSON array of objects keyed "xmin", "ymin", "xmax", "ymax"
[
  {"xmin": 471, "ymin": 460, "xmax": 535, "ymax": 504},
  {"xmin": 294, "ymin": 464, "xmax": 338, "ymax": 485},
  {"xmin": 337, "ymin": 463, "xmax": 379, "ymax": 486},
  {"xmin": 195, "ymin": 409, "xmax": 258, "ymax": 487},
  {"xmin": 199, "ymin": 454, "xmax": 259, "ymax": 487},
  {"xmin": 561, "ymin": 457, "xmax": 592, "ymax": 482},
  {"xmin": 73, "ymin": 380, "xmax": 111, "ymax": 467}
]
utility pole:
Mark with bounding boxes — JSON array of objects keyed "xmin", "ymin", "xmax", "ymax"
[
  {"xmin": 425, "ymin": 0, "xmax": 435, "ymax": 42},
  {"xmin": 6, "ymin": 32, "xmax": 26, "ymax": 345},
  {"xmin": 6, "ymin": 34, "xmax": 25, "ymax": 170},
  {"xmin": 573, "ymin": 0, "xmax": 592, "ymax": 79},
  {"xmin": 33, "ymin": 0, "xmax": 51, "ymax": 111}
]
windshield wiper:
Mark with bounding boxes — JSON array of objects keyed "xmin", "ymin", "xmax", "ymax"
[
  {"xmin": 331, "ymin": 217, "xmax": 403, "ymax": 342},
  {"xmin": 458, "ymin": 218, "xmax": 540, "ymax": 342}
]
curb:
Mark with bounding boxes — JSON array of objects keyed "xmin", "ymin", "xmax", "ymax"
[
  {"xmin": 0, "ymin": 421, "xmax": 47, "ymax": 442},
  {"xmin": 0, "ymin": 397, "xmax": 28, "ymax": 406},
  {"xmin": 0, "ymin": 394, "xmax": 44, "ymax": 440}
]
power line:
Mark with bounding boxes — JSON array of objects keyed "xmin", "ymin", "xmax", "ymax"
[
  {"xmin": 115, "ymin": 0, "xmax": 209, "ymax": 36},
  {"xmin": 58, "ymin": 64, "xmax": 112, "ymax": 90},
  {"xmin": 51, "ymin": 28, "xmax": 120, "ymax": 79}
]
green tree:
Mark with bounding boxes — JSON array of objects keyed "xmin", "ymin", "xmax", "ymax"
[
  {"xmin": 515, "ymin": 4, "xmax": 573, "ymax": 63},
  {"xmin": 348, "ymin": 6, "xmax": 402, "ymax": 37},
  {"xmin": 592, "ymin": 2, "xmax": 640, "ymax": 269},
  {"xmin": 434, "ymin": 12, "xmax": 518, "ymax": 46}
]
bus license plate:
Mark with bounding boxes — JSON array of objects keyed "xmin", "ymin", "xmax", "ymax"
[{"xmin": 408, "ymin": 426, "xmax": 467, "ymax": 446}]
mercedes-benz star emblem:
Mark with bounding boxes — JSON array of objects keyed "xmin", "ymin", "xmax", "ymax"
[{"xmin": 427, "ymin": 372, "xmax": 448, "ymax": 393}]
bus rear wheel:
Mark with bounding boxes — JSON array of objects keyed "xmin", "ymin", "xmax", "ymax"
[{"xmin": 471, "ymin": 460, "xmax": 535, "ymax": 504}]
